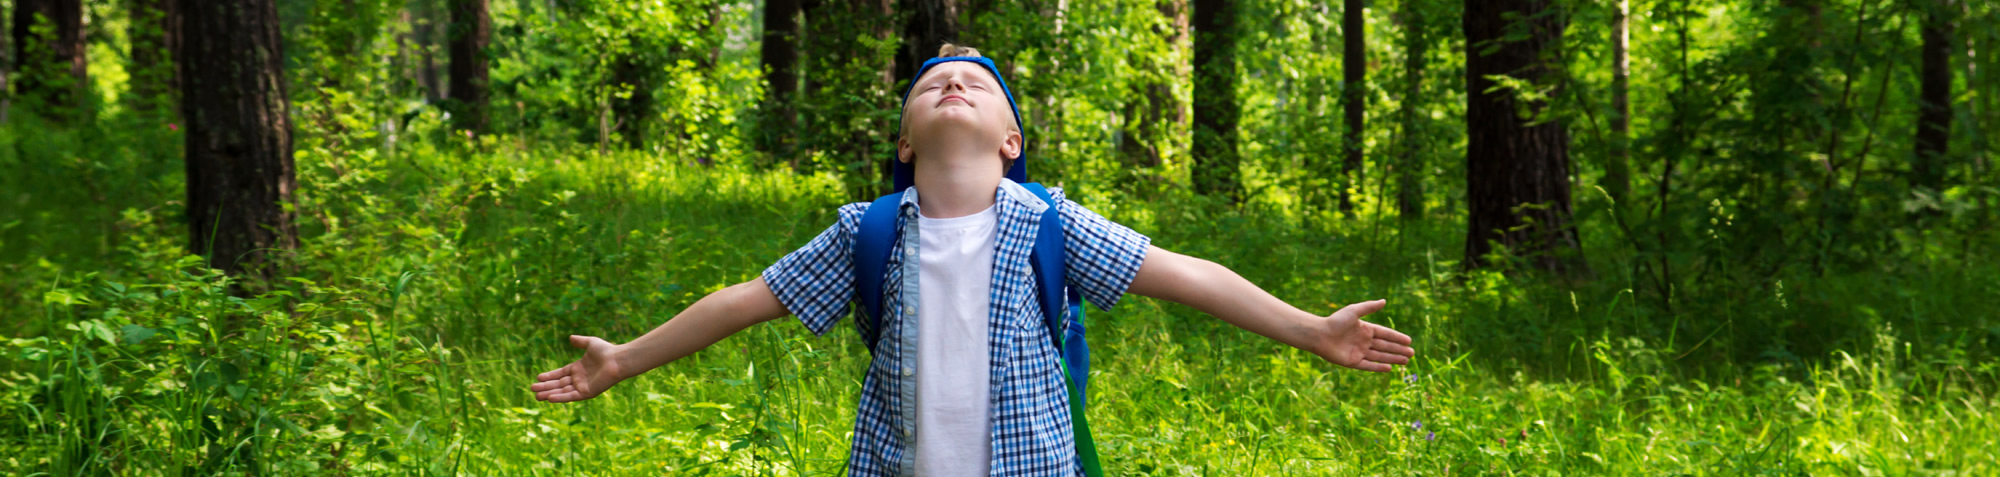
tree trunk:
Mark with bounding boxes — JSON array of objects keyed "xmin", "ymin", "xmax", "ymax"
[
  {"xmin": 179, "ymin": 0, "xmax": 298, "ymax": 283},
  {"xmin": 1462, "ymin": 0, "xmax": 1585, "ymax": 275},
  {"xmin": 762, "ymin": 0, "xmax": 801, "ymax": 165},
  {"xmin": 1914, "ymin": 0, "xmax": 1955, "ymax": 191},
  {"xmin": 1, "ymin": 4, "xmax": 10, "ymax": 123},
  {"xmin": 447, "ymin": 0, "xmax": 490, "ymax": 135},
  {"xmin": 1965, "ymin": 0, "xmax": 1985, "ymax": 175},
  {"xmin": 1607, "ymin": 0, "xmax": 1632, "ymax": 204},
  {"xmin": 396, "ymin": 9, "xmax": 413, "ymax": 98},
  {"xmin": 1395, "ymin": 0, "xmax": 1425, "ymax": 219},
  {"xmin": 1340, "ymin": 0, "xmax": 1365, "ymax": 212},
  {"xmin": 11, "ymin": 0, "xmax": 86, "ymax": 116},
  {"xmin": 1193, "ymin": 0, "xmax": 1241, "ymax": 201},
  {"xmin": 894, "ymin": 0, "xmax": 959, "ymax": 89},
  {"xmin": 128, "ymin": 0, "xmax": 180, "ymax": 117},
  {"xmin": 610, "ymin": 52, "xmax": 653, "ymax": 149},
  {"xmin": 415, "ymin": 5, "xmax": 443, "ymax": 102}
]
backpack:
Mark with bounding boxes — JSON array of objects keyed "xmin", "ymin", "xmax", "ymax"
[{"xmin": 851, "ymin": 182, "xmax": 1105, "ymax": 476}]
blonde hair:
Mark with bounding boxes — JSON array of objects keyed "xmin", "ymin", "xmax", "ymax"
[{"xmin": 938, "ymin": 43, "xmax": 981, "ymax": 58}]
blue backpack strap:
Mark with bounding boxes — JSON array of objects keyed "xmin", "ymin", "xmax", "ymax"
[
  {"xmin": 1018, "ymin": 184, "xmax": 1067, "ymax": 343},
  {"xmin": 852, "ymin": 192, "xmax": 905, "ymax": 353},
  {"xmin": 1019, "ymin": 183, "xmax": 1088, "ymax": 394},
  {"xmin": 1020, "ymin": 183, "xmax": 1104, "ymax": 475}
]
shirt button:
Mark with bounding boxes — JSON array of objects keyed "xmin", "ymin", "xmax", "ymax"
[
  {"xmin": 904, "ymin": 368, "xmax": 914, "ymax": 377},
  {"xmin": 904, "ymin": 306, "xmax": 916, "ymax": 315}
]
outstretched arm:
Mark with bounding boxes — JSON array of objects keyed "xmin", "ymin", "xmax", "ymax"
[
  {"xmin": 530, "ymin": 278, "xmax": 791, "ymax": 402},
  {"xmin": 1126, "ymin": 245, "xmax": 1414, "ymax": 372}
]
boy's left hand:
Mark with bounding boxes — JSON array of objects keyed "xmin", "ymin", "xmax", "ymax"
[{"xmin": 1307, "ymin": 299, "xmax": 1413, "ymax": 373}]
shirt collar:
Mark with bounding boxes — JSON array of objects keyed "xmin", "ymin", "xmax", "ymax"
[{"xmin": 898, "ymin": 178, "xmax": 1049, "ymax": 216}]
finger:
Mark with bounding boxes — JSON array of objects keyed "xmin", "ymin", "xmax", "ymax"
[
  {"xmin": 529, "ymin": 374, "xmax": 572, "ymax": 392},
  {"xmin": 545, "ymin": 390, "xmax": 585, "ymax": 403},
  {"xmin": 536, "ymin": 384, "xmax": 574, "ymax": 402},
  {"xmin": 1372, "ymin": 339, "xmax": 1416, "ymax": 357},
  {"xmin": 1350, "ymin": 359, "xmax": 1394, "ymax": 373},
  {"xmin": 569, "ymin": 335, "xmax": 594, "ymax": 349},
  {"xmin": 536, "ymin": 363, "xmax": 572, "ymax": 382},
  {"xmin": 1343, "ymin": 299, "xmax": 1388, "ymax": 318},
  {"xmin": 1369, "ymin": 322, "xmax": 1414, "ymax": 345},
  {"xmin": 1364, "ymin": 349, "xmax": 1411, "ymax": 365}
]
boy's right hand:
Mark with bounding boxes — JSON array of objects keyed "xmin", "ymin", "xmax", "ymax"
[{"xmin": 531, "ymin": 335, "xmax": 627, "ymax": 403}]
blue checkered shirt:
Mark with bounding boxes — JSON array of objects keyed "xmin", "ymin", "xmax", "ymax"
[{"xmin": 761, "ymin": 179, "xmax": 1150, "ymax": 476}]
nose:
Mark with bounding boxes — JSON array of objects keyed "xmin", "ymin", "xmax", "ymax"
[{"xmin": 945, "ymin": 76, "xmax": 968, "ymax": 93}]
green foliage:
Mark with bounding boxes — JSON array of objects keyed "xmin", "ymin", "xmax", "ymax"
[
  {"xmin": 3, "ymin": 0, "xmax": 1999, "ymax": 473},
  {"xmin": 787, "ymin": 0, "xmax": 900, "ymax": 195},
  {"xmin": 6, "ymin": 115, "xmax": 1998, "ymax": 472}
]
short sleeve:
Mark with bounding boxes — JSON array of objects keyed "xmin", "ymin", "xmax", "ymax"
[
  {"xmin": 762, "ymin": 202, "xmax": 869, "ymax": 336},
  {"xmin": 1051, "ymin": 189, "xmax": 1151, "ymax": 311}
]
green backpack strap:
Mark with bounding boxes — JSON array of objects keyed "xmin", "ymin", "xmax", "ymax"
[{"xmin": 1058, "ymin": 352, "xmax": 1105, "ymax": 476}]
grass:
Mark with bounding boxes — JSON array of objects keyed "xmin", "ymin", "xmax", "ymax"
[{"xmin": 2, "ymin": 134, "xmax": 1997, "ymax": 475}]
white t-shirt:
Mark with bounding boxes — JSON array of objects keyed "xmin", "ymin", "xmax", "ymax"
[{"xmin": 913, "ymin": 203, "xmax": 999, "ymax": 475}]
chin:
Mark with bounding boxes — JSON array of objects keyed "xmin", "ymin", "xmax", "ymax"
[{"xmin": 916, "ymin": 115, "xmax": 987, "ymax": 134}]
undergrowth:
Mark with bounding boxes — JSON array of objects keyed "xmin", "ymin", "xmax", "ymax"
[{"xmin": 2, "ymin": 122, "xmax": 1995, "ymax": 474}]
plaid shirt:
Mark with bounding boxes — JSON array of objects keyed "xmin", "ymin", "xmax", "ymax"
[{"xmin": 762, "ymin": 179, "xmax": 1150, "ymax": 477}]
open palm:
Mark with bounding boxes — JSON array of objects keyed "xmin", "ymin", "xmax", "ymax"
[
  {"xmin": 531, "ymin": 335, "xmax": 626, "ymax": 403},
  {"xmin": 1309, "ymin": 300, "xmax": 1415, "ymax": 373}
]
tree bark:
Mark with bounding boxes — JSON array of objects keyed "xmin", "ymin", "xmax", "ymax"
[
  {"xmin": 448, "ymin": 0, "xmax": 490, "ymax": 135},
  {"xmin": 1193, "ymin": 0, "xmax": 1241, "ymax": 201},
  {"xmin": 1, "ymin": 4, "xmax": 10, "ymax": 123},
  {"xmin": 762, "ymin": 0, "xmax": 801, "ymax": 164},
  {"xmin": 610, "ymin": 52, "xmax": 653, "ymax": 149},
  {"xmin": 1462, "ymin": 0, "xmax": 1585, "ymax": 275},
  {"xmin": 894, "ymin": 0, "xmax": 959, "ymax": 90},
  {"xmin": 1914, "ymin": 0, "xmax": 1954, "ymax": 191},
  {"xmin": 1340, "ymin": 0, "xmax": 1366, "ymax": 212},
  {"xmin": 11, "ymin": 0, "xmax": 86, "ymax": 116},
  {"xmin": 1607, "ymin": 0, "xmax": 1632, "ymax": 204},
  {"xmin": 1965, "ymin": 0, "xmax": 1985, "ymax": 175},
  {"xmin": 129, "ymin": 0, "xmax": 180, "ymax": 117},
  {"xmin": 415, "ymin": 5, "xmax": 443, "ymax": 102},
  {"xmin": 1395, "ymin": 0, "xmax": 1426, "ymax": 219},
  {"xmin": 179, "ymin": 0, "xmax": 298, "ymax": 282}
]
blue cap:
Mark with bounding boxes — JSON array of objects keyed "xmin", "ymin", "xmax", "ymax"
[{"xmin": 891, "ymin": 56, "xmax": 1029, "ymax": 193}]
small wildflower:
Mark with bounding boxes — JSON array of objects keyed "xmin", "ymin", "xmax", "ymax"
[
  {"xmin": 1426, "ymin": 431, "xmax": 1435, "ymax": 441},
  {"xmin": 167, "ymin": 123, "xmax": 178, "ymax": 131},
  {"xmin": 1520, "ymin": 429, "xmax": 1529, "ymax": 440},
  {"xmin": 1404, "ymin": 374, "xmax": 1418, "ymax": 384},
  {"xmin": 1411, "ymin": 420, "xmax": 1422, "ymax": 431},
  {"xmin": 1499, "ymin": 437, "xmax": 1507, "ymax": 447}
]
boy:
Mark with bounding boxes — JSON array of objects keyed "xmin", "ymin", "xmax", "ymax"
[{"xmin": 530, "ymin": 44, "xmax": 1415, "ymax": 476}]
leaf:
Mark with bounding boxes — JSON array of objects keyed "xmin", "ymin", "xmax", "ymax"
[
  {"xmin": 43, "ymin": 289, "xmax": 89, "ymax": 306},
  {"xmin": 77, "ymin": 320, "xmax": 118, "ymax": 346},
  {"xmin": 122, "ymin": 324, "xmax": 157, "ymax": 345}
]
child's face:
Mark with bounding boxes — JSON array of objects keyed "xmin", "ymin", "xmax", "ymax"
[{"xmin": 897, "ymin": 62, "xmax": 1022, "ymax": 169}]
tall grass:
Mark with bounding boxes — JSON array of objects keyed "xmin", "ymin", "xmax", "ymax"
[{"xmin": 2, "ymin": 121, "xmax": 1995, "ymax": 474}]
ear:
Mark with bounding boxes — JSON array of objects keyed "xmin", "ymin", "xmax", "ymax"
[
  {"xmin": 897, "ymin": 135, "xmax": 914, "ymax": 164},
  {"xmin": 999, "ymin": 129, "xmax": 1023, "ymax": 161}
]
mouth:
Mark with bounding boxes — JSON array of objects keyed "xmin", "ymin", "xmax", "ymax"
[{"xmin": 938, "ymin": 94, "xmax": 971, "ymax": 107}]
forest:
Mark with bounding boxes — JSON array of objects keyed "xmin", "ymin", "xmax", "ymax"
[{"xmin": 0, "ymin": 0, "xmax": 1995, "ymax": 474}]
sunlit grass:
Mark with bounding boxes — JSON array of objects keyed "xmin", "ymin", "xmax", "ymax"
[{"xmin": 2, "ymin": 143, "xmax": 1995, "ymax": 474}]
